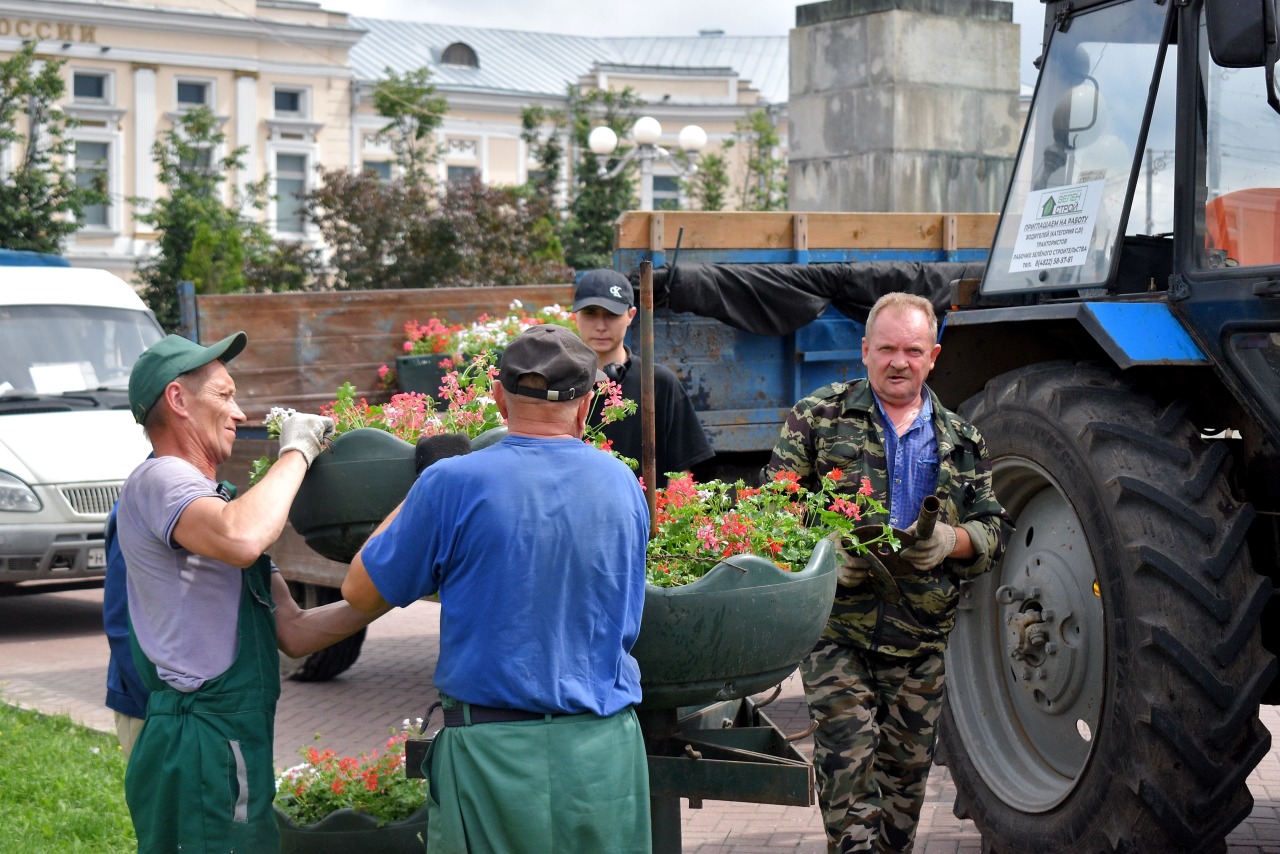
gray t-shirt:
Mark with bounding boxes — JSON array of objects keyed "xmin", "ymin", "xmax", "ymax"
[{"xmin": 118, "ymin": 456, "xmax": 247, "ymax": 693}]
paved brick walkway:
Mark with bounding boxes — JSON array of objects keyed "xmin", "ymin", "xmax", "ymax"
[{"xmin": 2, "ymin": 587, "xmax": 1279, "ymax": 852}]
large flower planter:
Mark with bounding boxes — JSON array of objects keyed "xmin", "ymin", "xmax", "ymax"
[
  {"xmin": 275, "ymin": 803, "xmax": 428, "ymax": 854},
  {"xmin": 290, "ymin": 430, "xmax": 835, "ymax": 711},
  {"xmin": 289, "ymin": 428, "xmax": 418, "ymax": 564},
  {"xmin": 632, "ymin": 537, "xmax": 836, "ymax": 710},
  {"xmin": 290, "ymin": 427, "xmax": 510, "ymax": 563}
]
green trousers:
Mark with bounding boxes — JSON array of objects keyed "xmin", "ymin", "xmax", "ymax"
[{"xmin": 423, "ymin": 705, "xmax": 652, "ymax": 854}]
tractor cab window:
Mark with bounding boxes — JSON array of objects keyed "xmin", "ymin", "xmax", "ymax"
[
  {"xmin": 1197, "ymin": 22, "xmax": 1280, "ymax": 271},
  {"xmin": 983, "ymin": 1, "xmax": 1173, "ymax": 295}
]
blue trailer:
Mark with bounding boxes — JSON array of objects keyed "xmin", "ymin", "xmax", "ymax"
[{"xmin": 610, "ymin": 210, "xmax": 994, "ymax": 464}]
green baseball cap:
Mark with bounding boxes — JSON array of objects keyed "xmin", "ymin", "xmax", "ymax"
[{"xmin": 128, "ymin": 332, "xmax": 248, "ymax": 424}]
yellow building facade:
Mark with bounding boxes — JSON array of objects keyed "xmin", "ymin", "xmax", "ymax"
[{"xmin": 0, "ymin": 0, "xmax": 788, "ymax": 278}]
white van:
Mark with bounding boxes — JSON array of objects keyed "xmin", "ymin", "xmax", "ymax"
[{"xmin": 0, "ymin": 264, "xmax": 162, "ymax": 586}]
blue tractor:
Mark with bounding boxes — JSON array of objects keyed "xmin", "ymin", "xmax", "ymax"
[{"xmin": 929, "ymin": 1, "xmax": 1280, "ymax": 850}]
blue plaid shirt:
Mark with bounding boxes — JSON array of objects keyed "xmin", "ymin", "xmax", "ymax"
[{"xmin": 876, "ymin": 390, "xmax": 939, "ymax": 529}]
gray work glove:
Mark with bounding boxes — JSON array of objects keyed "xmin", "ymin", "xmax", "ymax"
[
  {"xmin": 826, "ymin": 532, "xmax": 869, "ymax": 587},
  {"xmin": 900, "ymin": 520, "xmax": 958, "ymax": 572},
  {"xmin": 278, "ymin": 413, "xmax": 336, "ymax": 469}
]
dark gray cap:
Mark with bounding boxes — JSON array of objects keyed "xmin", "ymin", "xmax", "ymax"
[{"xmin": 499, "ymin": 325, "xmax": 606, "ymax": 401}]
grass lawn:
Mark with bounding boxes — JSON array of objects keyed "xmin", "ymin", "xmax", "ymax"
[{"xmin": 0, "ymin": 702, "xmax": 135, "ymax": 853}]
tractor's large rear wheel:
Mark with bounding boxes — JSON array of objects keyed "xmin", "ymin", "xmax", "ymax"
[{"xmin": 941, "ymin": 361, "xmax": 1273, "ymax": 852}]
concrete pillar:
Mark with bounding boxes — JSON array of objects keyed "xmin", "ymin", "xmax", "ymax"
[
  {"xmin": 788, "ymin": 0, "xmax": 1021, "ymax": 213},
  {"xmin": 235, "ymin": 72, "xmax": 258, "ymax": 207}
]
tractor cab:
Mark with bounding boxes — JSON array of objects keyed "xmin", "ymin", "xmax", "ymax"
[{"xmin": 981, "ymin": 0, "xmax": 1280, "ymax": 299}]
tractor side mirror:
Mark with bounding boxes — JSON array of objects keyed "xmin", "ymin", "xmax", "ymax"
[
  {"xmin": 1205, "ymin": 0, "xmax": 1280, "ymax": 116},
  {"xmin": 1206, "ymin": 0, "xmax": 1272, "ymax": 67}
]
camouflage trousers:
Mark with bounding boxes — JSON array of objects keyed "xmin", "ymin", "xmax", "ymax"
[{"xmin": 800, "ymin": 638, "xmax": 946, "ymax": 854}]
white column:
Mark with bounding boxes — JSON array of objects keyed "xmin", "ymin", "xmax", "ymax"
[
  {"xmin": 132, "ymin": 65, "xmax": 157, "ymax": 209},
  {"xmin": 236, "ymin": 73, "xmax": 258, "ymax": 206}
]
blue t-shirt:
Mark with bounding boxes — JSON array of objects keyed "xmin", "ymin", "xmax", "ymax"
[{"xmin": 360, "ymin": 435, "xmax": 649, "ymax": 717}]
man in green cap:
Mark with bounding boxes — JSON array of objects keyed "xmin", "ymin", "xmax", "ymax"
[{"xmin": 117, "ymin": 332, "xmax": 387, "ymax": 853}]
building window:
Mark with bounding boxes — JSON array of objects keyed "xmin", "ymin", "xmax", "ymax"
[
  {"xmin": 179, "ymin": 147, "xmax": 214, "ymax": 174},
  {"xmin": 75, "ymin": 141, "xmax": 109, "ymax": 227},
  {"xmin": 447, "ymin": 165, "xmax": 478, "ymax": 184},
  {"xmin": 72, "ymin": 72, "xmax": 107, "ymax": 102},
  {"xmin": 274, "ymin": 88, "xmax": 306, "ymax": 118},
  {"xmin": 441, "ymin": 42, "xmax": 479, "ymax": 68},
  {"xmin": 363, "ymin": 160, "xmax": 392, "ymax": 180},
  {"xmin": 276, "ymin": 153, "xmax": 308, "ymax": 234},
  {"xmin": 653, "ymin": 175, "xmax": 682, "ymax": 210},
  {"xmin": 176, "ymin": 80, "xmax": 210, "ymax": 108}
]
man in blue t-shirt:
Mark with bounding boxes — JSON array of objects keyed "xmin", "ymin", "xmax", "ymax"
[{"xmin": 344, "ymin": 324, "xmax": 652, "ymax": 854}]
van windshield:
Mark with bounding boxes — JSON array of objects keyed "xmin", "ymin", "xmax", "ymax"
[{"xmin": 0, "ymin": 305, "xmax": 163, "ymax": 396}]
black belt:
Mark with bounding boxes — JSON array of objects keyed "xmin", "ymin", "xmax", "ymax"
[{"xmin": 442, "ymin": 703, "xmax": 556, "ymax": 727}]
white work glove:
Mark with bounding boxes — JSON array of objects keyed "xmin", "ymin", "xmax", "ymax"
[
  {"xmin": 826, "ymin": 532, "xmax": 869, "ymax": 587},
  {"xmin": 278, "ymin": 413, "xmax": 336, "ymax": 469},
  {"xmin": 900, "ymin": 521, "xmax": 958, "ymax": 572}
]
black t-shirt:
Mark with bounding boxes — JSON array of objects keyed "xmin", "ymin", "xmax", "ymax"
[{"xmin": 589, "ymin": 349, "xmax": 714, "ymax": 489}]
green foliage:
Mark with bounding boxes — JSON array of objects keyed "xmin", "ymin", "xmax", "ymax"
[
  {"xmin": 372, "ymin": 66, "xmax": 448, "ymax": 187},
  {"xmin": 564, "ymin": 88, "xmax": 644, "ymax": 269},
  {"xmin": 244, "ymin": 238, "xmax": 324, "ymax": 294},
  {"xmin": 305, "ymin": 169, "xmax": 571, "ymax": 290},
  {"xmin": 647, "ymin": 471, "xmax": 894, "ymax": 588},
  {"xmin": 0, "ymin": 704, "xmax": 135, "ymax": 853},
  {"xmin": 523, "ymin": 87, "xmax": 644, "ymax": 271},
  {"xmin": 684, "ymin": 149, "xmax": 731, "ymax": 212},
  {"xmin": 134, "ymin": 107, "xmax": 258, "ymax": 329},
  {"xmin": 276, "ymin": 730, "xmax": 428, "ymax": 827},
  {"xmin": 0, "ymin": 43, "xmax": 107, "ymax": 254},
  {"xmin": 519, "ymin": 105, "xmax": 564, "ymax": 200},
  {"xmin": 304, "ymin": 168, "xmax": 445, "ymax": 290},
  {"xmin": 734, "ymin": 109, "xmax": 787, "ymax": 211}
]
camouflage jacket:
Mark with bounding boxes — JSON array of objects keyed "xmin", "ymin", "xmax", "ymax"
[{"xmin": 764, "ymin": 379, "xmax": 1012, "ymax": 657}]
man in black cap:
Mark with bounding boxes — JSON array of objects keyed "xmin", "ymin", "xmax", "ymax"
[
  {"xmin": 344, "ymin": 324, "xmax": 652, "ymax": 853},
  {"xmin": 117, "ymin": 332, "xmax": 387, "ymax": 853},
  {"xmin": 573, "ymin": 267, "xmax": 713, "ymax": 488}
]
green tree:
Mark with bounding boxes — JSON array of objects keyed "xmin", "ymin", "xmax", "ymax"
[
  {"xmin": 134, "ymin": 107, "xmax": 276, "ymax": 330},
  {"xmin": 523, "ymin": 86, "xmax": 643, "ymax": 271},
  {"xmin": 305, "ymin": 167, "xmax": 452, "ymax": 290},
  {"xmin": 520, "ymin": 105, "xmax": 564, "ymax": 201},
  {"xmin": 683, "ymin": 148, "xmax": 731, "ymax": 211},
  {"xmin": 372, "ymin": 66, "xmax": 449, "ymax": 187},
  {"xmin": 734, "ymin": 109, "xmax": 787, "ymax": 211},
  {"xmin": 0, "ymin": 43, "xmax": 107, "ymax": 253}
]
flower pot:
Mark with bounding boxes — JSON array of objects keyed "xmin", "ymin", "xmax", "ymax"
[
  {"xmin": 395, "ymin": 354, "xmax": 450, "ymax": 397},
  {"xmin": 289, "ymin": 427, "xmax": 512, "ymax": 564},
  {"xmin": 289, "ymin": 428, "xmax": 417, "ymax": 563},
  {"xmin": 275, "ymin": 803, "xmax": 428, "ymax": 854},
  {"xmin": 632, "ymin": 537, "xmax": 836, "ymax": 710}
]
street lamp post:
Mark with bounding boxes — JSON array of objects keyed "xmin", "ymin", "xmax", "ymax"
[{"xmin": 588, "ymin": 116, "xmax": 707, "ymax": 211}]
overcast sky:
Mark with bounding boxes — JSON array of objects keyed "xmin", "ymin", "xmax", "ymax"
[{"xmin": 320, "ymin": 0, "xmax": 1046, "ymax": 86}]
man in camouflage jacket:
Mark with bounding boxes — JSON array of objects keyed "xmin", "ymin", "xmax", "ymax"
[{"xmin": 765, "ymin": 292, "xmax": 1011, "ymax": 853}]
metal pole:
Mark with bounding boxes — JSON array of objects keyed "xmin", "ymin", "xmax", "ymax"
[
  {"xmin": 640, "ymin": 260, "xmax": 657, "ymax": 534},
  {"xmin": 640, "ymin": 147, "xmax": 655, "ymax": 211}
]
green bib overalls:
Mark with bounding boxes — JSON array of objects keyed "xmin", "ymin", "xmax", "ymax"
[{"xmin": 125, "ymin": 555, "xmax": 281, "ymax": 854}]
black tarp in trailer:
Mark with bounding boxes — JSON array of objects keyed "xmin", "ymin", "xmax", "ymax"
[{"xmin": 630, "ymin": 261, "xmax": 985, "ymax": 337}]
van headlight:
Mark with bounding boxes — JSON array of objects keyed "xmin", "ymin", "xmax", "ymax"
[{"xmin": 0, "ymin": 472, "xmax": 42, "ymax": 512}]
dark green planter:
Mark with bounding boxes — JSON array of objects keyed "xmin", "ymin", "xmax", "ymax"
[
  {"xmin": 289, "ymin": 428, "xmax": 417, "ymax": 564},
  {"xmin": 632, "ymin": 538, "xmax": 836, "ymax": 710},
  {"xmin": 395, "ymin": 354, "xmax": 450, "ymax": 397},
  {"xmin": 275, "ymin": 802, "xmax": 428, "ymax": 853},
  {"xmin": 289, "ymin": 427, "xmax": 511, "ymax": 563}
]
